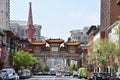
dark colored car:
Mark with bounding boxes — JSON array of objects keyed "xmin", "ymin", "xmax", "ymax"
[
  {"xmin": 88, "ymin": 72, "xmax": 110, "ymax": 80},
  {"xmin": 37, "ymin": 71, "xmax": 50, "ymax": 76},
  {"xmin": 37, "ymin": 71, "xmax": 43, "ymax": 76},
  {"xmin": 88, "ymin": 72, "xmax": 99, "ymax": 80},
  {"xmin": 49, "ymin": 70, "xmax": 56, "ymax": 76},
  {"xmin": 18, "ymin": 69, "xmax": 32, "ymax": 79},
  {"xmin": 110, "ymin": 72, "xmax": 120, "ymax": 80}
]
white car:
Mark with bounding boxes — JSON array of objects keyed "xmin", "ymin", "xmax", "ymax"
[
  {"xmin": 56, "ymin": 72, "xmax": 62, "ymax": 77},
  {"xmin": 73, "ymin": 70, "xmax": 78, "ymax": 77},
  {"xmin": 13, "ymin": 73, "xmax": 19, "ymax": 80},
  {"xmin": 1, "ymin": 68, "xmax": 19, "ymax": 80},
  {"xmin": 115, "ymin": 72, "xmax": 120, "ymax": 79}
]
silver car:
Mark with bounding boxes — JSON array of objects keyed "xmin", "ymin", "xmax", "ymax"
[
  {"xmin": 1, "ymin": 68, "xmax": 19, "ymax": 80},
  {"xmin": 115, "ymin": 72, "xmax": 120, "ymax": 79}
]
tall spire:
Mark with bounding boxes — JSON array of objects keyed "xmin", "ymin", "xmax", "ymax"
[{"xmin": 25, "ymin": 2, "xmax": 34, "ymax": 42}]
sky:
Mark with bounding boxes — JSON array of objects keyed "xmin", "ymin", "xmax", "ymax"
[{"xmin": 10, "ymin": 0, "xmax": 100, "ymax": 41}]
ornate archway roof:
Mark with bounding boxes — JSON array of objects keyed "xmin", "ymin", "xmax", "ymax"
[
  {"xmin": 64, "ymin": 41, "xmax": 80, "ymax": 46},
  {"xmin": 46, "ymin": 38, "xmax": 64, "ymax": 43},
  {"xmin": 30, "ymin": 41, "xmax": 46, "ymax": 45},
  {"xmin": 25, "ymin": 47, "xmax": 33, "ymax": 52}
]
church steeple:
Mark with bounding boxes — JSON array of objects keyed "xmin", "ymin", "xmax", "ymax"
[{"xmin": 25, "ymin": 2, "xmax": 34, "ymax": 42}]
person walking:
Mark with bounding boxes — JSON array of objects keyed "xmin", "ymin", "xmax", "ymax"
[{"xmin": 88, "ymin": 70, "xmax": 91, "ymax": 77}]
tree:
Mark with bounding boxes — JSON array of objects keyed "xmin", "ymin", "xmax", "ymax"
[
  {"xmin": 9, "ymin": 50, "xmax": 37, "ymax": 70},
  {"xmin": 115, "ymin": 24, "xmax": 120, "ymax": 57},
  {"xmin": 88, "ymin": 39, "xmax": 116, "ymax": 71},
  {"xmin": 114, "ymin": 24, "xmax": 120, "ymax": 72},
  {"xmin": 44, "ymin": 65, "xmax": 49, "ymax": 71},
  {"xmin": 87, "ymin": 23, "xmax": 120, "ymax": 73},
  {"xmin": 70, "ymin": 62, "xmax": 78, "ymax": 71}
]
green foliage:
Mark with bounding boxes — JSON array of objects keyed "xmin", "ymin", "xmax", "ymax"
[
  {"xmin": 40, "ymin": 63, "xmax": 49, "ymax": 71},
  {"xmin": 115, "ymin": 24, "xmax": 120, "ymax": 36},
  {"xmin": 94, "ymin": 39, "xmax": 116, "ymax": 61},
  {"xmin": 87, "ymin": 24, "xmax": 120, "ymax": 72},
  {"xmin": 44, "ymin": 65, "xmax": 49, "ymax": 71},
  {"xmin": 65, "ymin": 66, "xmax": 71, "ymax": 71},
  {"xmin": 114, "ymin": 24, "xmax": 120, "ymax": 57},
  {"xmin": 70, "ymin": 62, "xmax": 78, "ymax": 71},
  {"xmin": 9, "ymin": 50, "xmax": 37, "ymax": 70},
  {"xmin": 88, "ymin": 39, "xmax": 117, "ymax": 71}
]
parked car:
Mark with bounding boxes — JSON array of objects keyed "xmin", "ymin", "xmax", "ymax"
[
  {"xmin": 37, "ymin": 71, "xmax": 43, "ymax": 76},
  {"xmin": 18, "ymin": 69, "xmax": 32, "ymax": 79},
  {"xmin": 64, "ymin": 71, "xmax": 72, "ymax": 76},
  {"xmin": 0, "ymin": 71, "xmax": 4, "ymax": 80},
  {"xmin": 56, "ymin": 72, "xmax": 62, "ymax": 77},
  {"xmin": 49, "ymin": 69, "xmax": 56, "ymax": 76},
  {"xmin": 1, "ymin": 68, "xmax": 19, "ymax": 80},
  {"xmin": 13, "ymin": 73, "xmax": 19, "ymax": 80},
  {"xmin": 49, "ymin": 70, "xmax": 56, "ymax": 76},
  {"xmin": 73, "ymin": 70, "xmax": 78, "ymax": 77},
  {"xmin": 88, "ymin": 72, "xmax": 110, "ymax": 80},
  {"xmin": 110, "ymin": 72, "xmax": 120, "ymax": 80},
  {"xmin": 115, "ymin": 72, "xmax": 120, "ymax": 80},
  {"xmin": 38, "ymin": 71, "xmax": 49, "ymax": 75}
]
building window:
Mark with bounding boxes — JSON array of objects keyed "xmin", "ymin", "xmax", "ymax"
[{"xmin": 20, "ymin": 29, "xmax": 25, "ymax": 36}]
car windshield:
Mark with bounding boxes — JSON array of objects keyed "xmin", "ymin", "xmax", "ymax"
[
  {"xmin": 1, "ymin": 70, "xmax": 7, "ymax": 75},
  {"xmin": 1, "ymin": 69, "xmax": 14, "ymax": 74},
  {"xmin": 99, "ymin": 72, "xmax": 108, "ymax": 77},
  {"xmin": 90, "ymin": 73, "xmax": 95, "ymax": 76},
  {"xmin": 50, "ymin": 70, "xmax": 56, "ymax": 73}
]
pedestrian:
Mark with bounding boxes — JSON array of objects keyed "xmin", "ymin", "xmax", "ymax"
[{"xmin": 88, "ymin": 70, "xmax": 91, "ymax": 77}]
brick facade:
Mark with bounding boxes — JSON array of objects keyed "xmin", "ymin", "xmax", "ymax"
[{"xmin": 100, "ymin": 0, "xmax": 120, "ymax": 38}]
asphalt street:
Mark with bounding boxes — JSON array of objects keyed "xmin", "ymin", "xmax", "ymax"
[{"xmin": 19, "ymin": 75, "xmax": 87, "ymax": 80}]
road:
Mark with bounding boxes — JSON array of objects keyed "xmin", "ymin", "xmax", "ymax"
[{"xmin": 20, "ymin": 75, "xmax": 88, "ymax": 80}]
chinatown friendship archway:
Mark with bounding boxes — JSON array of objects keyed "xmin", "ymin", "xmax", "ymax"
[
  {"xmin": 27, "ymin": 38, "xmax": 86, "ymax": 67},
  {"xmin": 30, "ymin": 38, "xmax": 84, "ymax": 59}
]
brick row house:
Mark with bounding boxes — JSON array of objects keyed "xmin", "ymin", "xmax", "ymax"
[{"xmin": 86, "ymin": 0, "xmax": 120, "ymax": 72}]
